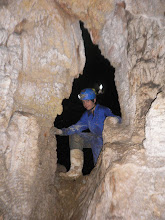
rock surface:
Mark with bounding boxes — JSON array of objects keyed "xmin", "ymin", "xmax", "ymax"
[
  {"xmin": 54, "ymin": 0, "xmax": 165, "ymax": 219},
  {"xmin": 0, "ymin": 0, "xmax": 165, "ymax": 219},
  {"xmin": 0, "ymin": 0, "xmax": 85, "ymax": 124},
  {"xmin": 0, "ymin": 0, "xmax": 85, "ymax": 219}
]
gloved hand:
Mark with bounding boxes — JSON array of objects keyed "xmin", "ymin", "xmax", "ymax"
[{"xmin": 50, "ymin": 127, "xmax": 62, "ymax": 136}]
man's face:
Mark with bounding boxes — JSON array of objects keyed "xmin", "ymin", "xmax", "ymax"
[{"xmin": 82, "ymin": 99, "xmax": 96, "ymax": 110}]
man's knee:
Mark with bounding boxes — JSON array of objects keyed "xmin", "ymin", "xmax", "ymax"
[{"xmin": 69, "ymin": 134, "xmax": 84, "ymax": 150}]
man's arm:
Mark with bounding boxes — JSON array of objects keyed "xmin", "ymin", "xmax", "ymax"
[
  {"xmin": 51, "ymin": 111, "xmax": 89, "ymax": 136},
  {"xmin": 105, "ymin": 107, "xmax": 122, "ymax": 124},
  {"xmin": 62, "ymin": 112, "xmax": 88, "ymax": 135}
]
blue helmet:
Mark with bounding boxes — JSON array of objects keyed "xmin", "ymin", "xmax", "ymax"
[{"xmin": 78, "ymin": 88, "xmax": 96, "ymax": 100}]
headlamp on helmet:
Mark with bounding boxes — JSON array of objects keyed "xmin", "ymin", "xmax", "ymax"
[{"xmin": 78, "ymin": 88, "xmax": 96, "ymax": 100}]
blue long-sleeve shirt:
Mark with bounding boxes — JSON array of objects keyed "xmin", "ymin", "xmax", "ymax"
[
  {"xmin": 62, "ymin": 104, "xmax": 121, "ymax": 137},
  {"xmin": 62, "ymin": 104, "xmax": 121, "ymax": 164}
]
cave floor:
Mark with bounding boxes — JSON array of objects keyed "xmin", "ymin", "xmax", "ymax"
[{"xmin": 54, "ymin": 164, "xmax": 90, "ymax": 220}]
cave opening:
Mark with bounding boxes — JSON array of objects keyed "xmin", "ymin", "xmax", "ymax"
[{"xmin": 54, "ymin": 21, "xmax": 121, "ymax": 175}]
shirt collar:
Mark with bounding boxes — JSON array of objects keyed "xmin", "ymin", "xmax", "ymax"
[{"xmin": 87, "ymin": 104, "xmax": 98, "ymax": 116}]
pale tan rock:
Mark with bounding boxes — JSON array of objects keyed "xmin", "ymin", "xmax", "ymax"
[
  {"xmin": 0, "ymin": 0, "xmax": 85, "ymax": 124},
  {"xmin": 56, "ymin": 0, "xmax": 115, "ymax": 42},
  {"xmin": 5, "ymin": 112, "xmax": 40, "ymax": 218},
  {"xmin": 103, "ymin": 117, "xmax": 132, "ymax": 144},
  {"xmin": 0, "ymin": 0, "xmax": 86, "ymax": 218},
  {"xmin": 52, "ymin": 1, "xmax": 165, "ymax": 220},
  {"xmin": 0, "ymin": 32, "xmax": 21, "ymax": 131},
  {"xmin": 0, "ymin": 111, "xmax": 57, "ymax": 219},
  {"xmin": 143, "ymin": 92, "xmax": 165, "ymax": 157},
  {"xmin": 0, "ymin": 0, "xmax": 165, "ymax": 219},
  {"xmin": 125, "ymin": 0, "xmax": 165, "ymax": 18}
]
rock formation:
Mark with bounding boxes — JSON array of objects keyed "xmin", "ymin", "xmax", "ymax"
[
  {"xmin": 0, "ymin": 0, "xmax": 165, "ymax": 219},
  {"xmin": 0, "ymin": 0, "xmax": 85, "ymax": 219}
]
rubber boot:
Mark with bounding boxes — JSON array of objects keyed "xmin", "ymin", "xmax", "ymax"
[{"xmin": 59, "ymin": 149, "xmax": 83, "ymax": 179}]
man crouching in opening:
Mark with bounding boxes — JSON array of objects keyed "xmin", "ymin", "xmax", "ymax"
[{"xmin": 51, "ymin": 88, "xmax": 121, "ymax": 179}]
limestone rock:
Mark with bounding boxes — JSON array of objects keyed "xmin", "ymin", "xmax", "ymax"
[
  {"xmin": 0, "ymin": 0, "xmax": 165, "ymax": 219},
  {"xmin": 143, "ymin": 92, "xmax": 165, "ymax": 157},
  {"xmin": 0, "ymin": 0, "xmax": 85, "ymax": 218},
  {"xmin": 0, "ymin": 0, "xmax": 85, "ymax": 124},
  {"xmin": 125, "ymin": 0, "xmax": 165, "ymax": 19},
  {"xmin": 52, "ymin": 1, "xmax": 165, "ymax": 220},
  {"xmin": 0, "ymin": 111, "xmax": 57, "ymax": 219},
  {"xmin": 85, "ymin": 147, "xmax": 165, "ymax": 220}
]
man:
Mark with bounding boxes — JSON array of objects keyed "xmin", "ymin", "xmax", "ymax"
[{"xmin": 52, "ymin": 88, "xmax": 121, "ymax": 179}]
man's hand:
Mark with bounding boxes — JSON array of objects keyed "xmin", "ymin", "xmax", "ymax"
[{"xmin": 50, "ymin": 127, "xmax": 62, "ymax": 136}]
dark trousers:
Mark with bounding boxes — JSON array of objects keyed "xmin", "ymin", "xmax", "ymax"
[{"xmin": 69, "ymin": 133, "xmax": 103, "ymax": 165}]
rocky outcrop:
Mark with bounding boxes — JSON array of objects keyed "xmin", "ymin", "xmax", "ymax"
[
  {"xmin": 0, "ymin": 0, "xmax": 85, "ymax": 219},
  {"xmin": 1, "ymin": 112, "xmax": 57, "ymax": 219},
  {"xmin": 0, "ymin": 0, "xmax": 85, "ymax": 124},
  {"xmin": 55, "ymin": 0, "xmax": 165, "ymax": 219},
  {"xmin": 0, "ymin": 0, "xmax": 165, "ymax": 219}
]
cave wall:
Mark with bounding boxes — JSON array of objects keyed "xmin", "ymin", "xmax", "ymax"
[
  {"xmin": 0, "ymin": 0, "xmax": 85, "ymax": 124},
  {"xmin": 0, "ymin": 0, "xmax": 165, "ymax": 219},
  {"xmin": 90, "ymin": 1, "xmax": 165, "ymax": 220},
  {"xmin": 55, "ymin": 0, "xmax": 165, "ymax": 219},
  {"xmin": 0, "ymin": 0, "xmax": 85, "ymax": 219}
]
